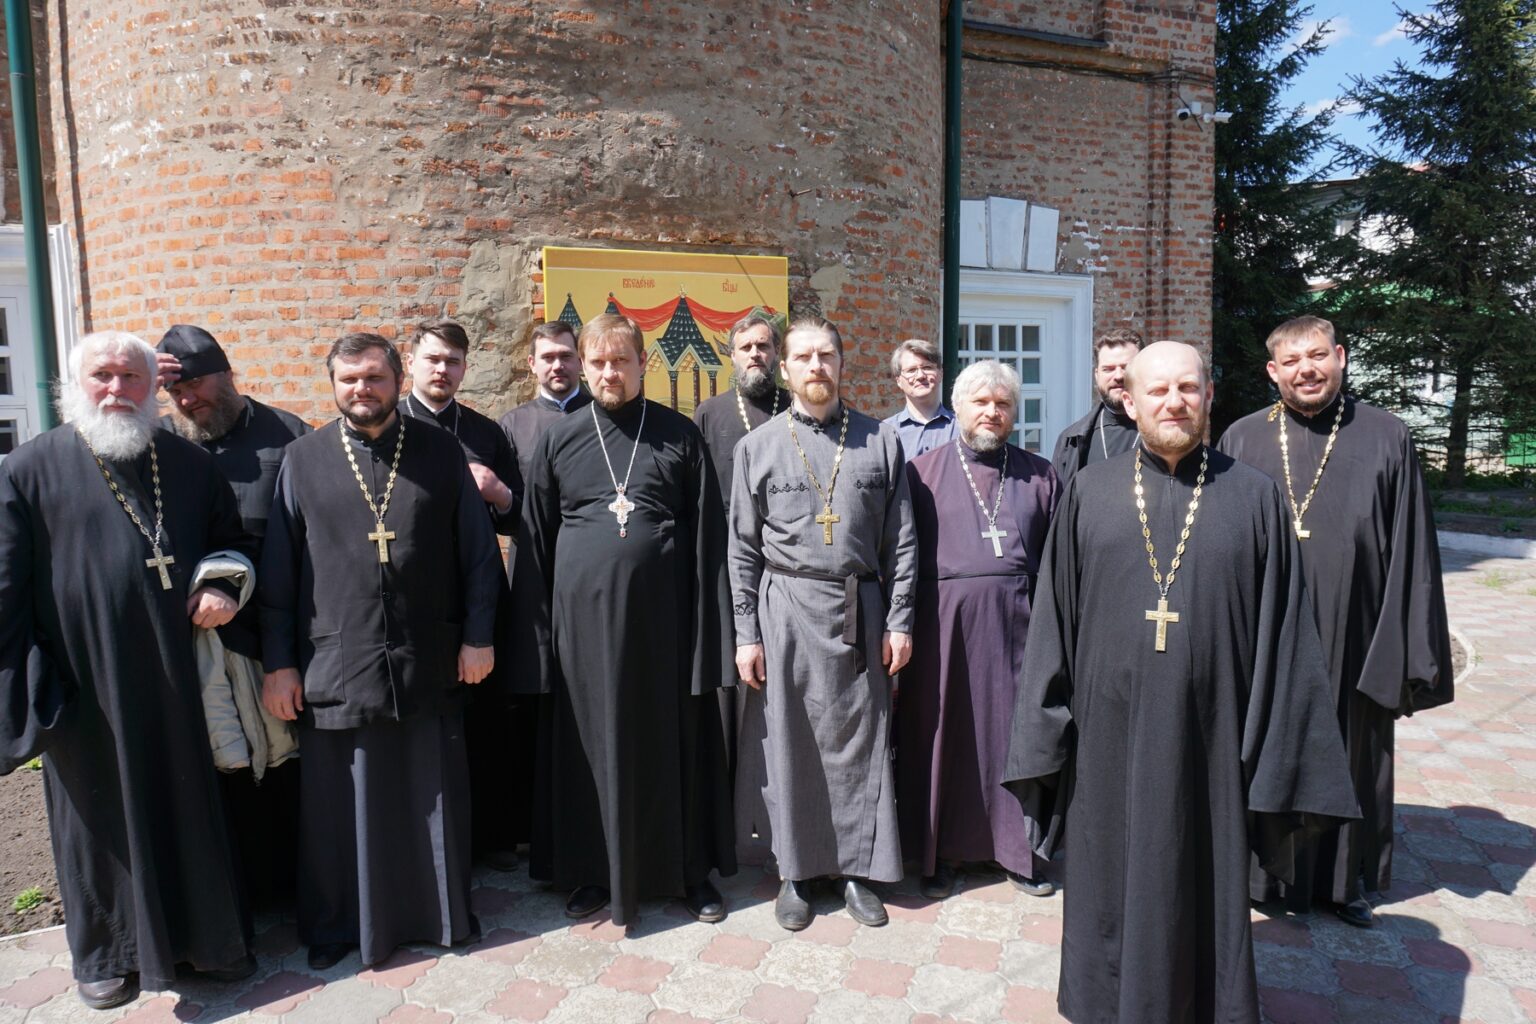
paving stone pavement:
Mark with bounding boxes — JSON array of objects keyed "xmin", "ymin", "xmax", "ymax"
[{"xmin": 0, "ymin": 549, "xmax": 1531, "ymax": 1023}]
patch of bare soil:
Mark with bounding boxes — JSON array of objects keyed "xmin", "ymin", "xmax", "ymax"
[{"xmin": 0, "ymin": 767, "xmax": 62, "ymax": 935}]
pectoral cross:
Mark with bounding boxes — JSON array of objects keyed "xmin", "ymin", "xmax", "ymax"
[
  {"xmin": 145, "ymin": 546, "xmax": 175, "ymax": 590},
  {"xmin": 981, "ymin": 525, "xmax": 1009, "ymax": 558},
  {"xmin": 1294, "ymin": 519, "xmax": 1311, "ymax": 540},
  {"xmin": 608, "ymin": 489, "xmax": 636, "ymax": 538},
  {"xmin": 1144, "ymin": 597, "xmax": 1180, "ymax": 653},
  {"xmin": 368, "ymin": 521, "xmax": 396, "ymax": 563},
  {"xmin": 815, "ymin": 508, "xmax": 840, "ymax": 545}
]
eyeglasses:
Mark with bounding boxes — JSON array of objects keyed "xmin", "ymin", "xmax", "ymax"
[{"xmin": 899, "ymin": 365, "xmax": 938, "ymax": 381}]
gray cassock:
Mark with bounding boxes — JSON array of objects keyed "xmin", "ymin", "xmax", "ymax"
[{"xmin": 728, "ymin": 405, "xmax": 917, "ymax": 883}]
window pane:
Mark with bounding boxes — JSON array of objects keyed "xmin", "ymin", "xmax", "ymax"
[
  {"xmin": 998, "ymin": 324, "xmax": 1017, "ymax": 351},
  {"xmin": 0, "ymin": 309, "xmax": 8, "ymax": 346},
  {"xmin": 0, "ymin": 420, "xmax": 17, "ymax": 455},
  {"xmin": 1022, "ymin": 428, "xmax": 1042, "ymax": 452},
  {"xmin": 974, "ymin": 324, "xmax": 993, "ymax": 351},
  {"xmin": 0, "ymin": 356, "xmax": 11, "ymax": 396},
  {"xmin": 1023, "ymin": 398, "xmax": 1042, "ymax": 423},
  {"xmin": 1020, "ymin": 326, "xmax": 1040, "ymax": 352},
  {"xmin": 1020, "ymin": 358, "xmax": 1041, "ymax": 384}
]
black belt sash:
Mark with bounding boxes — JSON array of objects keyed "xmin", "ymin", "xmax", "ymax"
[{"xmin": 765, "ymin": 562, "xmax": 876, "ymax": 645}]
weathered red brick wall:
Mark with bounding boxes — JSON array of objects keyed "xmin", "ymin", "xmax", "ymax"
[
  {"xmin": 43, "ymin": 0, "xmax": 945, "ymax": 419},
  {"xmin": 0, "ymin": 0, "xmax": 59, "ymax": 224},
  {"xmin": 960, "ymin": 1, "xmax": 1215, "ymax": 352}
]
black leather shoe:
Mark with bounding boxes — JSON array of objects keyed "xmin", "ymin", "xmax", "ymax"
[
  {"xmin": 1007, "ymin": 870, "xmax": 1056, "ymax": 897},
  {"xmin": 565, "ymin": 885, "xmax": 610, "ymax": 919},
  {"xmin": 774, "ymin": 879, "xmax": 812, "ymax": 931},
  {"xmin": 198, "ymin": 952, "xmax": 257, "ymax": 983},
  {"xmin": 683, "ymin": 879, "xmax": 726, "ymax": 923},
  {"xmin": 77, "ymin": 976, "xmax": 137, "ymax": 1011},
  {"xmin": 842, "ymin": 878, "xmax": 888, "ymax": 927},
  {"xmin": 482, "ymin": 848, "xmax": 520, "ymax": 872},
  {"xmin": 455, "ymin": 913, "xmax": 483, "ymax": 947},
  {"xmin": 920, "ymin": 862, "xmax": 959, "ymax": 900},
  {"xmin": 307, "ymin": 942, "xmax": 353, "ymax": 970},
  {"xmin": 1337, "ymin": 898, "xmax": 1374, "ymax": 928}
]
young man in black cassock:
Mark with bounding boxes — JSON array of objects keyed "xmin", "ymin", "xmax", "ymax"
[
  {"xmin": 261, "ymin": 333, "xmax": 502, "ymax": 970},
  {"xmin": 498, "ymin": 320, "xmax": 592, "ymax": 505},
  {"xmin": 398, "ymin": 318, "xmax": 528, "ymax": 873},
  {"xmin": 511, "ymin": 313, "xmax": 736, "ymax": 927},
  {"xmin": 1004, "ymin": 341, "xmax": 1359, "ymax": 1024},
  {"xmin": 157, "ymin": 324, "xmax": 310, "ymax": 910},
  {"xmin": 1218, "ymin": 316, "xmax": 1453, "ymax": 928},
  {"xmin": 0, "ymin": 332, "xmax": 257, "ymax": 1009}
]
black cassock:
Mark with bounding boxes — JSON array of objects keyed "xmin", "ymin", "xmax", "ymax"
[
  {"xmin": 1218, "ymin": 394, "xmax": 1453, "ymax": 909},
  {"xmin": 171, "ymin": 397, "xmax": 310, "ymax": 910},
  {"xmin": 1003, "ymin": 444, "xmax": 1358, "ymax": 1024},
  {"xmin": 400, "ymin": 393, "xmax": 533, "ymax": 861},
  {"xmin": 0, "ymin": 426, "xmax": 252, "ymax": 987},
  {"xmin": 262, "ymin": 416, "xmax": 502, "ymax": 963},
  {"xmin": 511, "ymin": 397, "xmax": 735, "ymax": 925},
  {"xmin": 692, "ymin": 385, "xmax": 791, "ymax": 784}
]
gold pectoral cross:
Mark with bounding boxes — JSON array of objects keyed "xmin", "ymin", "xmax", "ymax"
[
  {"xmin": 1145, "ymin": 597, "xmax": 1180, "ymax": 653},
  {"xmin": 145, "ymin": 546, "xmax": 176, "ymax": 591},
  {"xmin": 1294, "ymin": 519, "xmax": 1311, "ymax": 540},
  {"xmin": 368, "ymin": 521, "xmax": 396, "ymax": 563},
  {"xmin": 815, "ymin": 507, "xmax": 840, "ymax": 545}
]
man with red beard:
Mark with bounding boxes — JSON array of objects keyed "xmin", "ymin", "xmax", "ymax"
[
  {"xmin": 0, "ymin": 331, "xmax": 256, "ymax": 1008},
  {"xmin": 728, "ymin": 316, "xmax": 917, "ymax": 932},
  {"xmin": 260, "ymin": 332, "xmax": 502, "ymax": 970},
  {"xmin": 1004, "ymin": 341, "xmax": 1358, "ymax": 1024}
]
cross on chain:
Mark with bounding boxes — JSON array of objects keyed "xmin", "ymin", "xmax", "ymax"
[
  {"xmin": 1144, "ymin": 597, "xmax": 1180, "ymax": 653},
  {"xmin": 145, "ymin": 547, "xmax": 176, "ymax": 590},
  {"xmin": 815, "ymin": 509, "xmax": 840, "ymax": 545},
  {"xmin": 368, "ymin": 522, "xmax": 396, "ymax": 563},
  {"xmin": 981, "ymin": 525, "xmax": 1009, "ymax": 558},
  {"xmin": 609, "ymin": 491, "xmax": 636, "ymax": 539}
]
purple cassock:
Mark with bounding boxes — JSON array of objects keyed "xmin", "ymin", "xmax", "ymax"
[{"xmin": 897, "ymin": 439, "xmax": 1060, "ymax": 878}]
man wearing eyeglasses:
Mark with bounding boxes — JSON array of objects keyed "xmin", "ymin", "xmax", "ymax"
[{"xmin": 883, "ymin": 339, "xmax": 957, "ymax": 460}]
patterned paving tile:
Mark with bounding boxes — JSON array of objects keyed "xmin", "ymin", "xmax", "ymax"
[{"xmin": 1, "ymin": 549, "xmax": 1532, "ymax": 1023}]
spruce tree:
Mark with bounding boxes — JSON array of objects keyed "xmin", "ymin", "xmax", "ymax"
[
  {"xmin": 1331, "ymin": 0, "xmax": 1536, "ymax": 484},
  {"xmin": 1212, "ymin": 0, "xmax": 1338, "ymax": 436}
]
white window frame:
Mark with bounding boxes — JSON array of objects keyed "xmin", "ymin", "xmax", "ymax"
[{"xmin": 958, "ymin": 268, "xmax": 1094, "ymax": 457}]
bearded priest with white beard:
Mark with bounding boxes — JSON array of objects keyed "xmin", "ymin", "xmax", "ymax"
[{"xmin": 0, "ymin": 331, "xmax": 258, "ymax": 1009}]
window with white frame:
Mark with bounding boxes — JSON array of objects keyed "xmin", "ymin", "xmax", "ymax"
[{"xmin": 957, "ymin": 319, "xmax": 1046, "ymax": 451}]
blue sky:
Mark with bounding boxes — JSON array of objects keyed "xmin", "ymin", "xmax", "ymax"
[{"xmin": 1275, "ymin": 1, "xmax": 1424, "ymax": 179}]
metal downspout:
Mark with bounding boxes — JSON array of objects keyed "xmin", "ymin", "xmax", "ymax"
[{"xmin": 5, "ymin": 0, "xmax": 59, "ymax": 429}]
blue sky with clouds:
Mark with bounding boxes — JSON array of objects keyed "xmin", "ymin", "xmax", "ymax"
[{"xmin": 1275, "ymin": 1, "xmax": 1423, "ymax": 179}]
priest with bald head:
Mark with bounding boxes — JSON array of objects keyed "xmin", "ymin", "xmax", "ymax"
[{"xmin": 1003, "ymin": 341, "xmax": 1359, "ymax": 1024}]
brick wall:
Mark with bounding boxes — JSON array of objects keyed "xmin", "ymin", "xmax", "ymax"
[
  {"xmin": 35, "ymin": 1, "xmax": 1212, "ymax": 422},
  {"xmin": 0, "ymin": 0, "xmax": 59, "ymax": 224},
  {"xmin": 42, "ymin": 0, "xmax": 945, "ymax": 420},
  {"xmin": 960, "ymin": 3, "xmax": 1216, "ymax": 355}
]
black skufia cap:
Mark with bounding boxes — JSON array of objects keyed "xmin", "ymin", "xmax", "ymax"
[{"xmin": 155, "ymin": 324, "xmax": 231, "ymax": 381}]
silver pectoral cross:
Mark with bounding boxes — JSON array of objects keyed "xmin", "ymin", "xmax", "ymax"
[
  {"xmin": 981, "ymin": 525, "xmax": 1008, "ymax": 558},
  {"xmin": 609, "ymin": 486, "xmax": 636, "ymax": 538},
  {"xmin": 1294, "ymin": 519, "xmax": 1311, "ymax": 540},
  {"xmin": 145, "ymin": 546, "xmax": 176, "ymax": 590},
  {"xmin": 1144, "ymin": 597, "xmax": 1180, "ymax": 653},
  {"xmin": 368, "ymin": 522, "xmax": 396, "ymax": 563}
]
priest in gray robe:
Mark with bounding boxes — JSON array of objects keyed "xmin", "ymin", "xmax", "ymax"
[{"xmin": 729, "ymin": 315, "xmax": 917, "ymax": 932}]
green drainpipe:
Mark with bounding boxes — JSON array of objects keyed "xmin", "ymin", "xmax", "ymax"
[{"xmin": 6, "ymin": 0, "xmax": 60, "ymax": 430}]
